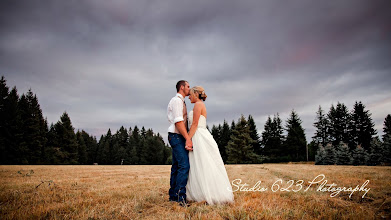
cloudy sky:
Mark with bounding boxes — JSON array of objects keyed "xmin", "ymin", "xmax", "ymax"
[{"xmin": 1, "ymin": 0, "xmax": 390, "ymax": 143}]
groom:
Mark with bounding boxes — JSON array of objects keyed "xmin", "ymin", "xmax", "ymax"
[{"xmin": 167, "ymin": 80, "xmax": 193, "ymax": 205}]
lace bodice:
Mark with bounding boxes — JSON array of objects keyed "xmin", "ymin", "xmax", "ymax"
[{"xmin": 188, "ymin": 111, "xmax": 207, "ymax": 129}]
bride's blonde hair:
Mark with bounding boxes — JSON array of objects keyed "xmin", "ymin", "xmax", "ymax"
[{"xmin": 190, "ymin": 86, "xmax": 207, "ymax": 101}]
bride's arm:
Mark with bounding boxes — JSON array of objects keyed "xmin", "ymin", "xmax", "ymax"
[{"xmin": 188, "ymin": 102, "xmax": 202, "ymax": 139}]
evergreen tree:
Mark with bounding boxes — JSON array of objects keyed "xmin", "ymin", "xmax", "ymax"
[
  {"xmin": 261, "ymin": 114, "xmax": 284, "ymax": 162},
  {"xmin": 231, "ymin": 120, "xmax": 236, "ymax": 131},
  {"xmin": 313, "ymin": 105, "xmax": 330, "ymax": 147},
  {"xmin": 328, "ymin": 103, "xmax": 350, "ymax": 147},
  {"xmin": 144, "ymin": 130, "xmax": 164, "ymax": 164},
  {"xmin": 130, "ymin": 126, "xmax": 141, "ymax": 164},
  {"xmin": 140, "ymin": 126, "xmax": 146, "ymax": 138},
  {"xmin": 335, "ymin": 142, "xmax": 352, "ymax": 165},
  {"xmin": 138, "ymin": 127, "xmax": 148, "ymax": 164},
  {"xmin": 315, "ymin": 144, "xmax": 326, "ymax": 165},
  {"xmin": 307, "ymin": 141, "xmax": 317, "ymax": 161},
  {"xmin": 284, "ymin": 110, "xmax": 307, "ymax": 161},
  {"xmin": 323, "ymin": 143, "xmax": 336, "ymax": 165},
  {"xmin": 155, "ymin": 133, "xmax": 169, "ymax": 164},
  {"xmin": 45, "ymin": 123, "xmax": 61, "ymax": 164},
  {"xmin": 0, "ymin": 76, "xmax": 9, "ymax": 164},
  {"xmin": 220, "ymin": 120, "xmax": 231, "ymax": 163},
  {"xmin": 2, "ymin": 87, "xmax": 23, "ymax": 164},
  {"xmin": 96, "ymin": 134, "xmax": 105, "ymax": 164},
  {"xmin": 18, "ymin": 90, "xmax": 47, "ymax": 164},
  {"xmin": 114, "ymin": 126, "xmax": 128, "ymax": 164},
  {"xmin": 80, "ymin": 130, "xmax": 97, "ymax": 165},
  {"xmin": 76, "ymin": 131, "xmax": 88, "ymax": 164},
  {"xmin": 352, "ymin": 145, "xmax": 367, "ymax": 166},
  {"xmin": 382, "ymin": 115, "xmax": 391, "ymax": 164},
  {"xmin": 366, "ymin": 137, "xmax": 384, "ymax": 166},
  {"xmin": 226, "ymin": 115, "xmax": 260, "ymax": 164},
  {"xmin": 261, "ymin": 116, "xmax": 274, "ymax": 159},
  {"xmin": 349, "ymin": 101, "xmax": 376, "ymax": 150},
  {"xmin": 54, "ymin": 112, "xmax": 78, "ymax": 164},
  {"xmin": 248, "ymin": 115, "xmax": 262, "ymax": 157},
  {"xmin": 102, "ymin": 129, "xmax": 113, "ymax": 164}
]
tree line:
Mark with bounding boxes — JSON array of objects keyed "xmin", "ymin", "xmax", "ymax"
[
  {"xmin": 1, "ymin": 75, "xmax": 390, "ymax": 165},
  {"xmin": 312, "ymin": 103, "xmax": 391, "ymax": 165},
  {"xmin": 210, "ymin": 111, "xmax": 307, "ymax": 163},
  {"xmin": 209, "ymin": 103, "xmax": 390, "ymax": 166},
  {"xmin": 0, "ymin": 76, "xmax": 171, "ymax": 165}
]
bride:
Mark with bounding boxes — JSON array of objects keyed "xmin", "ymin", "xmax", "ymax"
[{"xmin": 186, "ymin": 86, "xmax": 234, "ymax": 205}]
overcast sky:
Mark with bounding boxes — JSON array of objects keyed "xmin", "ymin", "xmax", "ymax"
[{"xmin": 1, "ymin": 0, "xmax": 390, "ymax": 143}]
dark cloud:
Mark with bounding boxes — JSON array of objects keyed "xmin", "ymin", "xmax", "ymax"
[{"xmin": 1, "ymin": 0, "xmax": 390, "ymax": 142}]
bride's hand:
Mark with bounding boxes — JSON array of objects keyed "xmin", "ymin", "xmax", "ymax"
[{"xmin": 185, "ymin": 139, "xmax": 193, "ymax": 151}]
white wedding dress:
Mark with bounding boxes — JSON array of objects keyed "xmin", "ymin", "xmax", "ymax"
[{"xmin": 186, "ymin": 111, "xmax": 234, "ymax": 205}]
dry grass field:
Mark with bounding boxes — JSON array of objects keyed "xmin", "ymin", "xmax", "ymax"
[{"xmin": 1, "ymin": 164, "xmax": 390, "ymax": 219}]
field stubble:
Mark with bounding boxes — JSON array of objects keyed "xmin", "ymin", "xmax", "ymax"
[{"xmin": 0, "ymin": 164, "xmax": 390, "ymax": 219}]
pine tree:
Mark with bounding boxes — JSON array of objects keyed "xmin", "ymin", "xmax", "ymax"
[
  {"xmin": 45, "ymin": 123, "xmax": 59, "ymax": 164},
  {"xmin": 102, "ymin": 129, "xmax": 113, "ymax": 164},
  {"xmin": 2, "ymin": 87, "xmax": 23, "ymax": 164},
  {"xmin": 284, "ymin": 110, "xmax": 307, "ymax": 161},
  {"xmin": 335, "ymin": 142, "xmax": 352, "ymax": 165},
  {"xmin": 248, "ymin": 115, "xmax": 262, "ymax": 157},
  {"xmin": 313, "ymin": 105, "xmax": 330, "ymax": 147},
  {"xmin": 115, "ymin": 126, "xmax": 128, "ymax": 164},
  {"xmin": 382, "ymin": 115, "xmax": 391, "ymax": 164},
  {"xmin": 144, "ymin": 130, "xmax": 164, "ymax": 165},
  {"xmin": 156, "ymin": 133, "xmax": 169, "ymax": 164},
  {"xmin": 96, "ymin": 134, "xmax": 105, "ymax": 164},
  {"xmin": 307, "ymin": 141, "xmax": 317, "ymax": 161},
  {"xmin": 76, "ymin": 131, "xmax": 88, "ymax": 164},
  {"xmin": 80, "ymin": 130, "xmax": 97, "ymax": 165},
  {"xmin": 366, "ymin": 137, "xmax": 384, "ymax": 166},
  {"xmin": 349, "ymin": 101, "xmax": 376, "ymax": 151},
  {"xmin": 54, "ymin": 112, "xmax": 78, "ymax": 164},
  {"xmin": 261, "ymin": 116, "xmax": 274, "ymax": 160},
  {"xmin": 18, "ymin": 90, "xmax": 47, "ymax": 164},
  {"xmin": 138, "ymin": 127, "xmax": 148, "ymax": 164},
  {"xmin": 226, "ymin": 115, "xmax": 260, "ymax": 164},
  {"xmin": 352, "ymin": 145, "xmax": 367, "ymax": 166},
  {"xmin": 315, "ymin": 144, "xmax": 326, "ymax": 165},
  {"xmin": 130, "ymin": 126, "xmax": 141, "ymax": 164},
  {"xmin": 220, "ymin": 120, "xmax": 231, "ymax": 163},
  {"xmin": 323, "ymin": 143, "xmax": 336, "ymax": 165},
  {"xmin": 231, "ymin": 120, "xmax": 236, "ymax": 131},
  {"xmin": 328, "ymin": 103, "xmax": 350, "ymax": 147},
  {"xmin": 0, "ymin": 76, "xmax": 9, "ymax": 164}
]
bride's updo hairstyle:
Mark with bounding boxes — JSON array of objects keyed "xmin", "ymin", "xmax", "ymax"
[{"xmin": 190, "ymin": 86, "xmax": 207, "ymax": 101}]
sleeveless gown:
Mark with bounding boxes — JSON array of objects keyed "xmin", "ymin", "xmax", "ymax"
[{"xmin": 186, "ymin": 111, "xmax": 234, "ymax": 205}]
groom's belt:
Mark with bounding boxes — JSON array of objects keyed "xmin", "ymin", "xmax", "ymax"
[{"xmin": 168, "ymin": 132, "xmax": 181, "ymax": 135}]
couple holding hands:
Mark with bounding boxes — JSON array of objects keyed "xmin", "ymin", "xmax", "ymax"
[{"xmin": 167, "ymin": 80, "xmax": 234, "ymax": 206}]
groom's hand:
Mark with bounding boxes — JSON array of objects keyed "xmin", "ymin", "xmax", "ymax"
[{"xmin": 185, "ymin": 139, "xmax": 193, "ymax": 151}]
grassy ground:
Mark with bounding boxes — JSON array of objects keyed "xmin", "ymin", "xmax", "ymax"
[{"xmin": 0, "ymin": 164, "xmax": 390, "ymax": 219}]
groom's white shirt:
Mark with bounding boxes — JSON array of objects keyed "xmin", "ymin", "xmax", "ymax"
[{"xmin": 167, "ymin": 93, "xmax": 187, "ymax": 134}]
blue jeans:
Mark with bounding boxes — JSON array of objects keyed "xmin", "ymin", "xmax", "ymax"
[{"xmin": 168, "ymin": 133, "xmax": 190, "ymax": 203}]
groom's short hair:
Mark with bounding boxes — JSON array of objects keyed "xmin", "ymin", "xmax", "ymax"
[{"xmin": 176, "ymin": 80, "xmax": 187, "ymax": 92}]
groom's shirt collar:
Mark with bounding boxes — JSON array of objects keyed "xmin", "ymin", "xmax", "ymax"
[{"xmin": 176, "ymin": 93, "xmax": 184, "ymax": 101}]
